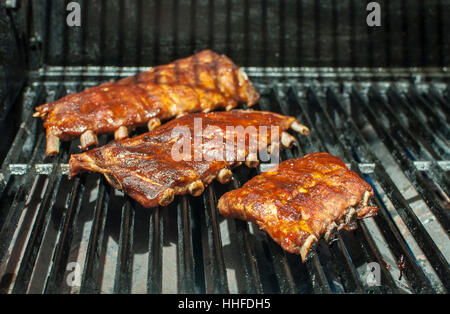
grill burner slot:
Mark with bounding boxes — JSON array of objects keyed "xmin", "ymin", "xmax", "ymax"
[{"xmin": 0, "ymin": 69, "xmax": 449, "ymax": 294}]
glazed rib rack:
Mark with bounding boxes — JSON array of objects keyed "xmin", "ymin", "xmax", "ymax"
[{"xmin": 0, "ymin": 68, "xmax": 449, "ymax": 294}]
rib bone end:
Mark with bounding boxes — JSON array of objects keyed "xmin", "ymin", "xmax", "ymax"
[
  {"xmin": 158, "ymin": 188, "xmax": 175, "ymax": 207},
  {"xmin": 147, "ymin": 118, "xmax": 161, "ymax": 131},
  {"xmin": 188, "ymin": 180, "xmax": 205, "ymax": 197},
  {"xmin": 114, "ymin": 126, "xmax": 129, "ymax": 140},
  {"xmin": 290, "ymin": 121, "xmax": 310, "ymax": 136},
  {"xmin": 343, "ymin": 207, "xmax": 358, "ymax": 231},
  {"xmin": 300, "ymin": 235, "xmax": 318, "ymax": 262},
  {"xmin": 245, "ymin": 153, "xmax": 259, "ymax": 168},
  {"xmin": 362, "ymin": 190, "xmax": 370, "ymax": 207},
  {"xmin": 80, "ymin": 130, "xmax": 98, "ymax": 150},
  {"xmin": 324, "ymin": 222, "xmax": 339, "ymax": 244},
  {"xmin": 225, "ymin": 103, "xmax": 236, "ymax": 111},
  {"xmin": 46, "ymin": 133, "xmax": 60, "ymax": 156},
  {"xmin": 281, "ymin": 132, "xmax": 296, "ymax": 148},
  {"xmin": 217, "ymin": 168, "xmax": 233, "ymax": 184}
]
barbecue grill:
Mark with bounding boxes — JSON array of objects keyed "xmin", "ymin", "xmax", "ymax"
[{"xmin": 0, "ymin": 0, "xmax": 449, "ymax": 294}]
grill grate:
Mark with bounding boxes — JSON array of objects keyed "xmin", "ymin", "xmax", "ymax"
[{"xmin": 0, "ymin": 69, "xmax": 449, "ymax": 294}]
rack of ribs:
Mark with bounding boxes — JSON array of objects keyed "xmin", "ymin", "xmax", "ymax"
[
  {"xmin": 217, "ymin": 153, "xmax": 378, "ymax": 262},
  {"xmin": 34, "ymin": 50, "xmax": 260, "ymax": 156},
  {"xmin": 69, "ymin": 110, "xmax": 310, "ymax": 208}
]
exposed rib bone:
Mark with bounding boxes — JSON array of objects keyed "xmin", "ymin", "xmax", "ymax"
[
  {"xmin": 46, "ymin": 133, "xmax": 60, "ymax": 156},
  {"xmin": 245, "ymin": 153, "xmax": 259, "ymax": 168},
  {"xmin": 80, "ymin": 130, "xmax": 98, "ymax": 150},
  {"xmin": 217, "ymin": 168, "xmax": 233, "ymax": 184},
  {"xmin": 158, "ymin": 188, "xmax": 175, "ymax": 207},
  {"xmin": 69, "ymin": 111, "xmax": 305, "ymax": 208},
  {"xmin": 147, "ymin": 118, "xmax": 161, "ymax": 131},
  {"xmin": 343, "ymin": 207, "xmax": 358, "ymax": 231},
  {"xmin": 362, "ymin": 190, "xmax": 370, "ymax": 207},
  {"xmin": 300, "ymin": 235, "xmax": 318, "ymax": 262},
  {"xmin": 290, "ymin": 121, "xmax": 310, "ymax": 135},
  {"xmin": 225, "ymin": 104, "xmax": 235, "ymax": 111},
  {"xmin": 324, "ymin": 222, "xmax": 339, "ymax": 244},
  {"xmin": 281, "ymin": 132, "xmax": 296, "ymax": 148},
  {"xmin": 188, "ymin": 180, "xmax": 205, "ymax": 197},
  {"xmin": 114, "ymin": 126, "xmax": 129, "ymax": 140}
]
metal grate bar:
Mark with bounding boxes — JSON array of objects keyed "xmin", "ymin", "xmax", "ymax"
[
  {"xmin": 249, "ymin": 99, "xmax": 318, "ymax": 293},
  {"xmin": 330, "ymin": 86, "xmax": 449, "ymax": 218},
  {"xmin": 356, "ymin": 220, "xmax": 402, "ymax": 293},
  {"xmin": 229, "ymin": 177, "xmax": 263, "ymax": 294},
  {"xmin": 372, "ymin": 165, "xmax": 450, "ymax": 290},
  {"xmin": 329, "ymin": 237, "xmax": 365, "ymax": 293},
  {"xmin": 0, "ymin": 85, "xmax": 46, "ymax": 198},
  {"xmin": 40, "ymin": 83, "xmax": 88, "ymax": 293},
  {"xmin": 79, "ymin": 175, "xmax": 111, "ymax": 293},
  {"xmin": 1, "ymin": 76, "xmax": 449, "ymax": 294},
  {"xmin": 147, "ymin": 206, "xmax": 163, "ymax": 294},
  {"xmin": 0, "ymin": 129, "xmax": 46, "ymax": 272},
  {"xmin": 428, "ymin": 85, "xmax": 450, "ymax": 116},
  {"xmin": 231, "ymin": 164, "xmax": 304, "ymax": 294},
  {"xmin": 281, "ymin": 87, "xmax": 364, "ymax": 293},
  {"xmin": 258, "ymin": 93, "xmax": 338, "ymax": 293},
  {"xmin": 176, "ymin": 196, "xmax": 195, "ymax": 293},
  {"xmin": 386, "ymin": 86, "xmax": 449, "ymax": 159},
  {"xmin": 306, "ymin": 256, "xmax": 332, "ymax": 294},
  {"xmin": 27, "ymin": 104, "xmax": 86, "ymax": 294},
  {"xmin": 232, "ymin": 220, "xmax": 264, "ymax": 293},
  {"xmin": 302, "ymin": 86, "xmax": 447, "ymax": 293},
  {"xmin": 270, "ymin": 90, "xmax": 365, "ymax": 292},
  {"xmin": 327, "ymin": 86, "xmax": 449, "ymax": 232},
  {"xmin": 324, "ymin": 88, "xmax": 450, "ymax": 291},
  {"xmin": 269, "ymin": 88, "xmax": 370, "ymax": 295},
  {"xmin": 273, "ymin": 88, "xmax": 370, "ymax": 292},
  {"xmin": 406, "ymin": 87, "xmax": 449, "ymax": 142},
  {"xmin": 288, "ymin": 85, "xmax": 427, "ymax": 292},
  {"xmin": 200, "ymin": 186, "xmax": 229, "ymax": 293},
  {"xmin": 231, "ymin": 164, "xmax": 291, "ymax": 293},
  {"xmin": 371, "ymin": 190, "xmax": 436, "ymax": 293},
  {"xmin": 9, "ymin": 85, "xmax": 70, "ymax": 293},
  {"xmin": 113, "ymin": 200, "xmax": 135, "ymax": 294},
  {"xmin": 43, "ymin": 176, "xmax": 84, "ymax": 293},
  {"xmin": 349, "ymin": 88, "xmax": 450, "ymax": 224},
  {"xmin": 368, "ymin": 86, "xmax": 445, "ymax": 161}
]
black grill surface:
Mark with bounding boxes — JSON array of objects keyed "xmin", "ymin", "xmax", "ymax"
[{"xmin": 0, "ymin": 68, "xmax": 449, "ymax": 294}]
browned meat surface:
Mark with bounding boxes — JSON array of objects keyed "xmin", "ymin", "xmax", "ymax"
[
  {"xmin": 217, "ymin": 153, "xmax": 378, "ymax": 261},
  {"xmin": 69, "ymin": 110, "xmax": 310, "ymax": 208},
  {"xmin": 34, "ymin": 50, "xmax": 260, "ymax": 155}
]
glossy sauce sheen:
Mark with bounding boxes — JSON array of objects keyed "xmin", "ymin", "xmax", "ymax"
[
  {"xmin": 34, "ymin": 50, "xmax": 260, "ymax": 140},
  {"xmin": 69, "ymin": 110, "xmax": 297, "ymax": 208},
  {"xmin": 218, "ymin": 153, "xmax": 378, "ymax": 257}
]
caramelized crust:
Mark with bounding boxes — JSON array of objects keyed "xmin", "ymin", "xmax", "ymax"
[
  {"xmin": 217, "ymin": 153, "xmax": 378, "ymax": 261},
  {"xmin": 34, "ymin": 50, "xmax": 260, "ymax": 153},
  {"xmin": 69, "ymin": 110, "xmax": 308, "ymax": 208}
]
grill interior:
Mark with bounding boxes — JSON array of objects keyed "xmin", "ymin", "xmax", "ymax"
[
  {"xmin": 0, "ymin": 0, "xmax": 449, "ymax": 295},
  {"xmin": 0, "ymin": 68, "xmax": 449, "ymax": 294}
]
